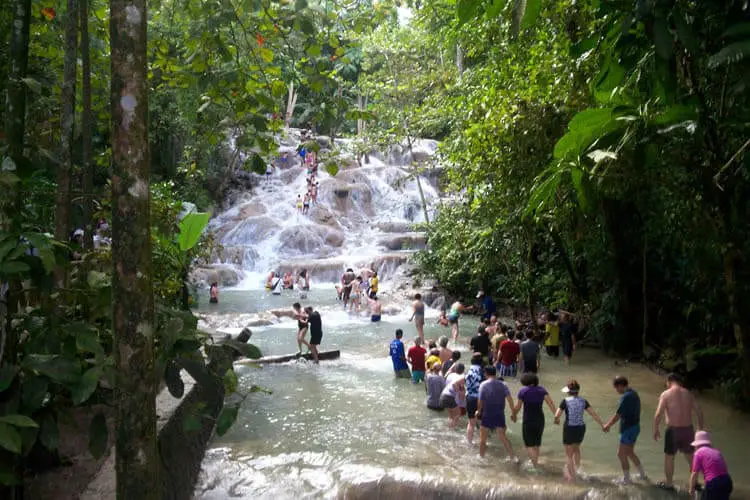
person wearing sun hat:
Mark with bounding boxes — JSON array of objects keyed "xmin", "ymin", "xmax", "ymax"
[
  {"xmin": 554, "ymin": 379, "xmax": 606, "ymax": 482},
  {"xmin": 689, "ymin": 430, "xmax": 732, "ymax": 499}
]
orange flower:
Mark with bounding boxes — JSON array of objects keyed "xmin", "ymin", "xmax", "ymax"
[
  {"xmin": 41, "ymin": 7, "xmax": 56, "ymax": 20},
  {"xmin": 256, "ymin": 33, "xmax": 265, "ymax": 47}
]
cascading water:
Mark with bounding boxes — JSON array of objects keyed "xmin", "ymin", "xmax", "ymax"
[{"xmin": 208, "ymin": 130, "xmax": 439, "ymax": 289}]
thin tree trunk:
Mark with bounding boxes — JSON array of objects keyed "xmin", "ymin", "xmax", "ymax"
[
  {"xmin": 285, "ymin": 82, "xmax": 297, "ymax": 127},
  {"xmin": 110, "ymin": 0, "xmax": 158, "ymax": 494},
  {"xmin": 5, "ymin": 0, "xmax": 31, "ymax": 170},
  {"xmin": 80, "ymin": 0, "xmax": 94, "ymax": 250},
  {"xmin": 403, "ymin": 127, "xmax": 430, "ymax": 224},
  {"xmin": 456, "ymin": 44, "xmax": 464, "ymax": 77},
  {"xmin": 55, "ymin": 0, "xmax": 78, "ymax": 283}
]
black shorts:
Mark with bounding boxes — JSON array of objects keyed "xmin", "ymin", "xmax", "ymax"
[
  {"xmin": 664, "ymin": 425, "xmax": 694, "ymax": 455},
  {"xmin": 522, "ymin": 359, "xmax": 538, "ymax": 373},
  {"xmin": 342, "ymin": 285, "xmax": 352, "ymax": 301},
  {"xmin": 563, "ymin": 425, "xmax": 586, "ymax": 445},
  {"xmin": 562, "ymin": 339, "xmax": 574, "ymax": 358},
  {"xmin": 369, "ymin": 290, "xmax": 377, "ymax": 299},
  {"xmin": 440, "ymin": 394, "xmax": 457, "ymax": 409},
  {"xmin": 522, "ymin": 421, "xmax": 545, "ymax": 447},
  {"xmin": 466, "ymin": 396, "xmax": 478, "ymax": 419},
  {"xmin": 310, "ymin": 333, "xmax": 322, "ymax": 346},
  {"xmin": 546, "ymin": 345, "xmax": 560, "ymax": 357}
]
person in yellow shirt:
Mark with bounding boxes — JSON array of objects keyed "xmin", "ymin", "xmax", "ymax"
[
  {"xmin": 425, "ymin": 340, "xmax": 441, "ymax": 370},
  {"xmin": 369, "ymin": 271, "xmax": 379, "ymax": 299},
  {"xmin": 544, "ymin": 312, "xmax": 560, "ymax": 358}
]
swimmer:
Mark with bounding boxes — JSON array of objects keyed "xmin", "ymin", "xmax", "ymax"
[
  {"xmin": 349, "ymin": 277, "xmax": 362, "ymax": 314},
  {"xmin": 293, "ymin": 302, "xmax": 310, "ymax": 355},
  {"xmin": 369, "ymin": 295, "xmax": 382, "ymax": 322},
  {"xmin": 303, "ymin": 192, "xmax": 311, "ymax": 215},
  {"xmin": 209, "ymin": 282, "xmax": 219, "ymax": 304},
  {"xmin": 409, "ymin": 293, "xmax": 425, "ymax": 341},
  {"xmin": 296, "ymin": 194, "xmax": 303, "ymax": 213}
]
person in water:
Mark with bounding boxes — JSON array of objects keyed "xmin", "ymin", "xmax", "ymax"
[
  {"xmin": 464, "ymin": 353, "xmax": 484, "ymax": 444},
  {"xmin": 441, "ymin": 350, "xmax": 461, "ymax": 376},
  {"xmin": 425, "ymin": 362, "xmax": 445, "ymax": 411},
  {"xmin": 407, "ymin": 337, "xmax": 427, "ymax": 384},
  {"xmin": 543, "ymin": 311, "xmax": 560, "ymax": 358},
  {"xmin": 437, "ymin": 336, "xmax": 453, "ymax": 365},
  {"xmin": 296, "ymin": 194, "xmax": 303, "ymax": 213},
  {"xmin": 441, "ymin": 363, "xmax": 466, "ymax": 429},
  {"xmin": 270, "ymin": 272, "xmax": 284, "ymax": 295},
  {"xmin": 389, "ymin": 329, "xmax": 410, "ymax": 379},
  {"xmin": 447, "ymin": 301, "xmax": 463, "ymax": 341},
  {"xmin": 554, "ymin": 380, "xmax": 606, "ymax": 482},
  {"xmin": 297, "ymin": 270, "xmax": 309, "ymax": 300},
  {"xmin": 476, "ymin": 365, "xmax": 516, "ymax": 461},
  {"xmin": 341, "ymin": 268, "xmax": 356, "ymax": 308},
  {"xmin": 520, "ymin": 331, "xmax": 541, "ymax": 374},
  {"xmin": 304, "ymin": 306, "xmax": 322, "ymax": 363},
  {"xmin": 368, "ymin": 271, "xmax": 379, "ymax": 299},
  {"xmin": 603, "ymin": 376, "xmax": 647, "ymax": 484},
  {"xmin": 437, "ymin": 311, "xmax": 450, "ymax": 327},
  {"xmin": 425, "ymin": 342, "xmax": 441, "ymax": 371},
  {"xmin": 349, "ymin": 277, "xmax": 362, "ymax": 314},
  {"xmin": 302, "ymin": 192, "xmax": 311, "ymax": 215},
  {"xmin": 409, "ymin": 293, "xmax": 426, "ymax": 340},
  {"xmin": 558, "ymin": 312, "xmax": 577, "ymax": 365},
  {"xmin": 475, "ymin": 289, "xmax": 496, "ymax": 320},
  {"xmin": 209, "ymin": 282, "xmax": 219, "ymax": 304},
  {"xmin": 369, "ymin": 295, "xmax": 382, "ymax": 322},
  {"xmin": 511, "ymin": 372, "xmax": 556, "ymax": 469},
  {"xmin": 653, "ymin": 372, "xmax": 705, "ymax": 491},
  {"xmin": 689, "ymin": 431, "xmax": 732, "ymax": 500},
  {"xmin": 498, "ymin": 331, "xmax": 521, "ymax": 378},
  {"xmin": 265, "ymin": 270, "xmax": 274, "ymax": 290},
  {"xmin": 293, "ymin": 302, "xmax": 310, "ymax": 355}
]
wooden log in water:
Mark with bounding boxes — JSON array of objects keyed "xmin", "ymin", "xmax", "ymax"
[{"xmin": 235, "ymin": 350, "xmax": 340, "ymax": 365}]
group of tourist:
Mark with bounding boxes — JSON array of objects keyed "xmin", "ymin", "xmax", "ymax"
[
  {"xmin": 265, "ymin": 269, "xmax": 311, "ymax": 298},
  {"xmin": 390, "ymin": 293, "xmax": 733, "ymax": 498},
  {"xmin": 336, "ymin": 267, "xmax": 382, "ymax": 321},
  {"xmin": 295, "ymin": 142, "xmax": 319, "ymax": 215}
]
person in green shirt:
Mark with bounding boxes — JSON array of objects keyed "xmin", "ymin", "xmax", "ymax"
[{"xmin": 543, "ymin": 312, "xmax": 560, "ymax": 358}]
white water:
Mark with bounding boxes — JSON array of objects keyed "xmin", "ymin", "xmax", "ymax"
[{"xmin": 210, "ymin": 131, "xmax": 439, "ymax": 290}]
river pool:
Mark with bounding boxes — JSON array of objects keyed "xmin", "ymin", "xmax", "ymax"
[{"xmin": 194, "ymin": 289, "xmax": 750, "ymax": 499}]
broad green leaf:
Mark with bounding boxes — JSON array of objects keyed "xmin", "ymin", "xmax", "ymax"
[
  {"xmin": 0, "ymin": 415, "xmax": 38, "ymax": 428},
  {"xmin": 0, "ymin": 365, "xmax": 18, "ymax": 393},
  {"xmin": 88, "ymin": 412, "xmax": 108, "ymax": 459},
  {"xmin": 525, "ymin": 169, "xmax": 562, "ymax": 216},
  {"xmin": 223, "ymin": 369, "xmax": 238, "ymax": 394},
  {"xmin": 0, "ymin": 239, "xmax": 17, "ymax": 262},
  {"xmin": 271, "ymin": 80, "xmax": 287, "ymax": 98},
  {"xmin": 485, "ymin": 0, "xmax": 507, "ymax": 18},
  {"xmin": 300, "ymin": 19, "xmax": 315, "ymax": 35},
  {"xmin": 260, "ymin": 48, "xmax": 274, "ymax": 63},
  {"xmin": 651, "ymin": 103, "xmax": 698, "ymax": 126},
  {"xmin": 0, "ymin": 423, "xmax": 22, "ymax": 454},
  {"xmin": 521, "ymin": 0, "xmax": 542, "ymax": 30},
  {"xmin": 36, "ymin": 247, "xmax": 55, "ymax": 274},
  {"xmin": 21, "ymin": 376, "xmax": 48, "ymax": 413},
  {"xmin": 71, "ymin": 367, "xmax": 101, "ymax": 405},
  {"xmin": 306, "ymin": 45, "xmax": 322, "ymax": 57},
  {"xmin": 245, "ymin": 154, "xmax": 267, "ymax": 175},
  {"xmin": 223, "ymin": 340, "xmax": 262, "ymax": 359},
  {"xmin": 295, "ymin": 0, "xmax": 307, "ymax": 9},
  {"xmin": 457, "ymin": 0, "xmax": 481, "ymax": 24},
  {"xmin": 325, "ymin": 162, "xmax": 339, "ymax": 176},
  {"xmin": 652, "ymin": 17, "xmax": 673, "ymax": 60},
  {"xmin": 674, "ymin": 10, "xmax": 698, "ymax": 53},
  {"xmin": 24, "ymin": 355, "xmax": 81, "ymax": 384},
  {"xmin": 178, "ymin": 212, "xmax": 210, "ymax": 252},
  {"xmin": 39, "ymin": 413, "xmax": 59, "ymax": 451},
  {"xmin": 554, "ymin": 108, "xmax": 624, "ymax": 160},
  {"xmin": 1, "ymin": 261, "xmax": 30, "ymax": 275},
  {"xmin": 570, "ymin": 167, "xmax": 589, "ymax": 211},
  {"xmin": 215, "ymin": 406, "xmax": 239, "ymax": 436},
  {"xmin": 709, "ymin": 40, "xmax": 750, "ymax": 68}
]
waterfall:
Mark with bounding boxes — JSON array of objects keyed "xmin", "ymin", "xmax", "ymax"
[{"xmin": 208, "ymin": 130, "xmax": 440, "ymax": 290}]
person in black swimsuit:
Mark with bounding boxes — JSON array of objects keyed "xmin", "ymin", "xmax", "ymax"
[
  {"xmin": 305, "ymin": 306, "xmax": 322, "ymax": 363},
  {"xmin": 293, "ymin": 302, "xmax": 310, "ymax": 355}
]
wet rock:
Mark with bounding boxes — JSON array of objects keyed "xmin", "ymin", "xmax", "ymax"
[
  {"xmin": 238, "ymin": 201, "xmax": 267, "ymax": 218},
  {"xmin": 269, "ymin": 308, "xmax": 296, "ymax": 319},
  {"xmin": 221, "ymin": 216, "xmax": 278, "ymax": 246},
  {"xmin": 378, "ymin": 232, "xmax": 426, "ymax": 251},
  {"xmin": 382, "ymin": 305, "xmax": 402, "ymax": 315},
  {"xmin": 190, "ymin": 265, "xmax": 241, "ymax": 288},
  {"xmin": 375, "ymin": 222, "xmax": 415, "ymax": 233},
  {"xmin": 277, "ymin": 225, "xmax": 345, "ymax": 256}
]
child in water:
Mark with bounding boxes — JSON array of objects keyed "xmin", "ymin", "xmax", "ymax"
[{"xmin": 209, "ymin": 282, "xmax": 219, "ymax": 304}]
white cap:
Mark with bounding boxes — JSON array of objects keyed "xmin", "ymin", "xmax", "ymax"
[
  {"xmin": 561, "ymin": 386, "xmax": 570, "ymax": 393},
  {"xmin": 73, "ymin": 229, "xmax": 84, "ymax": 237}
]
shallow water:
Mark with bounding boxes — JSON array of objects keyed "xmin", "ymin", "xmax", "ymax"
[{"xmin": 195, "ymin": 289, "xmax": 750, "ymax": 499}]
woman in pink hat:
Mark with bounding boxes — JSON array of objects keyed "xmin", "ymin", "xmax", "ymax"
[{"xmin": 689, "ymin": 430, "xmax": 732, "ymax": 499}]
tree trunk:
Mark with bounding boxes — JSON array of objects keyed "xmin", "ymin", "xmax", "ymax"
[
  {"xmin": 110, "ymin": 0, "xmax": 159, "ymax": 495},
  {"xmin": 5, "ymin": 0, "xmax": 31, "ymax": 168},
  {"xmin": 55, "ymin": 0, "xmax": 78, "ymax": 283},
  {"xmin": 285, "ymin": 82, "xmax": 297, "ymax": 128},
  {"xmin": 80, "ymin": 0, "xmax": 94, "ymax": 250},
  {"xmin": 456, "ymin": 44, "xmax": 464, "ymax": 77}
]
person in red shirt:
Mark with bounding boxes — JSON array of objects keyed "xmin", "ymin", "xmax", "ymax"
[
  {"xmin": 407, "ymin": 337, "xmax": 427, "ymax": 384},
  {"xmin": 498, "ymin": 331, "xmax": 521, "ymax": 378}
]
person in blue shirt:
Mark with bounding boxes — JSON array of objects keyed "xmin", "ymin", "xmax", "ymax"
[
  {"xmin": 603, "ymin": 376, "xmax": 647, "ymax": 484},
  {"xmin": 476, "ymin": 290, "xmax": 497, "ymax": 320},
  {"xmin": 389, "ymin": 329, "xmax": 410, "ymax": 379}
]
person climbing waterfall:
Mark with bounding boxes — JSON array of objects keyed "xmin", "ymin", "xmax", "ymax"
[
  {"xmin": 447, "ymin": 301, "xmax": 463, "ymax": 341},
  {"xmin": 293, "ymin": 302, "xmax": 310, "ymax": 355},
  {"xmin": 296, "ymin": 194, "xmax": 303, "ymax": 214},
  {"xmin": 265, "ymin": 164, "xmax": 273, "ymax": 184},
  {"xmin": 409, "ymin": 293, "xmax": 426, "ymax": 341},
  {"xmin": 304, "ymin": 306, "xmax": 322, "ymax": 363},
  {"xmin": 369, "ymin": 295, "xmax": 382, "ymax": 322},
  {"xmin": 389, "ymin": 329, "xmax": 410, "ymax": 379},
  {"xmin": 270, "ymin": 272, "xmax": 284, "ymax": 296},
  {"xmin": 602, "ymin": 376, "xmax": 647, "ymax": 484},
  {"xmin": 303, "ymin": 192, "xmax": 311, "ymax": 215},
  {"xmin": 341, "ymin": 268, "xmax": 356, "ymax": 308},
  {"xmin": 349, "ymin": 277, "xmax": 362, "ymax": 314},
  {"xmin": 368, "ymin": 271, "xmax": 379, "ymax": 299},
  {"xmin": 209, "ymin": 282, "xmax": 219, "ymax": 304}
]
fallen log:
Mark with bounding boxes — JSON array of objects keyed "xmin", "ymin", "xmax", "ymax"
[{"xmin": 235, "ymin": 349, "xmax": 340, "ymax": 365}]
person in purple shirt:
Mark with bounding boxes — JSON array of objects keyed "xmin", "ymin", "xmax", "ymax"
[
  {"xmin": 475, "ymin": 366, "xmax": 516, "ymax": 461},
  {"xmin": 511, "ymin": 372, "xmax": 556, "ymax": 469},
  {"xmin": 690, "ymin": 431, "xmax": 732, "ymax": 500}
]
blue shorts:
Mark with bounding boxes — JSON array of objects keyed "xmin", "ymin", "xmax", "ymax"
[
  {"xmin": 412, "ymin": 370, "xmax": 425, "ymax": 383},
  {"xmin": 620, "ymin": 424, "xmax": 640, "ymax": 445},
  {"xmin": 371, "ymin": 315, "xmax": 381, "ymax": 322}
]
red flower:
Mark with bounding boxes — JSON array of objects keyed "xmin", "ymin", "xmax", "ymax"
[
  {"xmin": 41, "ymin": 7, "xmax": 56, "ymax": 20},
  {"xmin": 256, "ymin": 33, "xmax": 265, "ymax": 47}
]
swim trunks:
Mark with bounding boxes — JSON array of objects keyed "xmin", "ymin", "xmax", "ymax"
[
  {"xmin": 481, "ymin": 412, "xmax": 506, "ymax": 430},
  {"xmin": 411, "ymin": 370, "xmax": 425, "ymax": 383},
  {"xmin": 664, "ymin": 425, "xmax": 694, "ymax": 455},
  {"xmin": 620, "ymin": 424, "xmax": 640, "ymax": 446},
  {"xmin": 371, "ymin": 315, "xmax": 381, "ymax": 322}
]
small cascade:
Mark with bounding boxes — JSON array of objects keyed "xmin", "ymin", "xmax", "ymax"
[{"xmin": 207, "ymin": 130, "xmax": 440, "ymax": 289}]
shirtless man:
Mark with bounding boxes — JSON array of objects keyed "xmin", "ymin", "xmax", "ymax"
[
  {"xmin": 652, "ymin": 373, "xmax": 705, "ymax": 491},
  {"xmin": 341, "ymin": 268, "xmax": 356, "ymax": 308}
]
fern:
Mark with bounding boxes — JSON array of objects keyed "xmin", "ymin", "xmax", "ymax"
[{"xmin": 709, "ymin": 39, "xmax": 750, "ymax": 68}]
